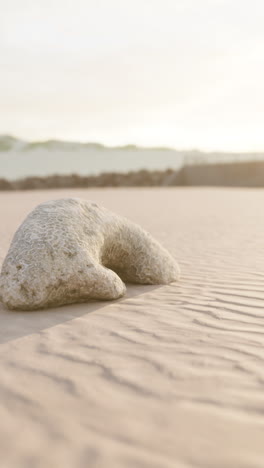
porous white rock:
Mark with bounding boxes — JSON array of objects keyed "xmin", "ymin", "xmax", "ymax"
[{"xmin": 0, "ymin": 198, "xmax": 180, "ymax": 310}]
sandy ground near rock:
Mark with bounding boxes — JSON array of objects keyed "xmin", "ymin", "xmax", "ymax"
[{"xmin": 0, "ymin": 188, "xmax": 264, "ymax": 468}]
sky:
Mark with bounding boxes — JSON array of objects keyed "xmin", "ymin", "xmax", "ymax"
[{"xmin": 0, "ymin": 0, "xmax": 264, "ymax": 151}]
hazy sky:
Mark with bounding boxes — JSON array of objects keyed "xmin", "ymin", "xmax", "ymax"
[{"xmin": 1, "ymin": 0, "xmax": 264, "ymax": 150}]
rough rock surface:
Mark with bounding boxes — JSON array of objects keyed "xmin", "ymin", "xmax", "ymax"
[{"xmin": 0, "ymin": 198, "xmax": 179, "ymax": 310}]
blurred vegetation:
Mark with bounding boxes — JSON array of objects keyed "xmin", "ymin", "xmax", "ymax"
[{"xmin": 1, "ymin": 160, "xmax": 264, "ymax": 190}]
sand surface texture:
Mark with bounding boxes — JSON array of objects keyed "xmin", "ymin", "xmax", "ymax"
[{"xmin": 0, "ymin": 188, "xmax": 264, "ymax": 468}]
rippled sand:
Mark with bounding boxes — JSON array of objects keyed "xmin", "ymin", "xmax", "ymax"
[{"xmin": 0, "ymin": 188, "xmax": 264, "ymax": 468}]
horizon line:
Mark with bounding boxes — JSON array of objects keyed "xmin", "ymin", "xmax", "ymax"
[{"xmin": 1, "ymin": 133, "xmax": 264, "ymax": 155}]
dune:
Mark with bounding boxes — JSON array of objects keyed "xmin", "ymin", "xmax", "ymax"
[{"xmin": 0, "ymin": 188, "xmax": 264, "ymax": 468}]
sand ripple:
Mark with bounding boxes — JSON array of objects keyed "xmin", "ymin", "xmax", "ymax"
[{"xmin": 0, "ymin": 188, "xmax": 264, "ymax": 468}]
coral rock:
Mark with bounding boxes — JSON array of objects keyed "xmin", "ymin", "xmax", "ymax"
[{"xmin": 0, "ymin": 198, "xmax": 180, "ymax": 310}]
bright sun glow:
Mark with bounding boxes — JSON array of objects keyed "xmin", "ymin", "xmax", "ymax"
[{"xmin": 0, "ymin": 0, "xmax": 264, "ymax": 151}]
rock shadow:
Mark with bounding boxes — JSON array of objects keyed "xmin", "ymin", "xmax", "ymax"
[{"xmin": 0, "ymin": 284, "xmax": 162, "ymax": 345}]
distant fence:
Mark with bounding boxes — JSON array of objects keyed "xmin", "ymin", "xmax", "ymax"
[{"xmin": 1, "ymin": 161, "xmax": 264, "ymax": 190}]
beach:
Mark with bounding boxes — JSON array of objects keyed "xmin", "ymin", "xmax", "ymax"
[{"xmin": 0, "ymin": 187, "xmax": 264, "ymax": 467}]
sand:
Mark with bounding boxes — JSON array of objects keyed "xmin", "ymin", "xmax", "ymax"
[{"xmin": 0, "ymin": 188, "xmax": 264, "ymax": 468}]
